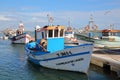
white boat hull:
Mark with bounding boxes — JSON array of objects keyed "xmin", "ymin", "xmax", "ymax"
[
  {"xmin": 11, "ymin": 34, "xmax": 31, "ymax": 44},
  {"xmin": 26, "ymin": 44, "xmax": 93, "ymax": 73},
  {"xmin": 94, "ymin": 40, "xmax": 120, "ymax": 48}
]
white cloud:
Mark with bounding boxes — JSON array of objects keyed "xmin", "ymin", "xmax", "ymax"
[
  {"xmin": 0, "ymin": 16, "xmax": 13, "ymax": 21},
  {"xmin": 0, "ymin": 8, "xmax": 120, "ymax": 30}
]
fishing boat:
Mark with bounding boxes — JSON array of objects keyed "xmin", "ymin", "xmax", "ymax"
[
  {"xmin": 11, "ymin": 33, "xmax": 32, "ymax": 44},
  {"xmin": 10, "ymin": 22, "xmax": 32, "ymax": 44},
  {"xmin": 64, "ymin": 27, "xmax": 78, "ymax": 44},
  {"xmin": 25, "ymin": 25, "xmax": 93, "ymax": 74},
  {"xmin": 94, "ymin": 29, "xmax": 120, "ymax": 48}
]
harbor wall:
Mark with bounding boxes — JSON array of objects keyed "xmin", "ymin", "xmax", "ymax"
[{"xmin": 91, "ymin": 50, "xmax": 120, "ymax": 77}]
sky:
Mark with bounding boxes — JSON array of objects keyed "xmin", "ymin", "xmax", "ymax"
[{"xmin": 0, "ymin": 0, "xmax": 120, "ymax": 31}]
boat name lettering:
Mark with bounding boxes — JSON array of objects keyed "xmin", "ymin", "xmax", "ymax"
[
  {"xmin": 56, "ymin": 58, "xmax": 84, "ymax": 65},
  {"xmin": 56, "ymin": 51, "xmax": 72, "ymax": 57}
]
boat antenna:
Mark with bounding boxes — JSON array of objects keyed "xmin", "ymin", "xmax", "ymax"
[
  {"xmin": 68, "ymin": 17, "xmax": 71, "ymax": 27},
  {"xmin": 47, "ymin": 14, "xmax": 53, "ymax": 26}
]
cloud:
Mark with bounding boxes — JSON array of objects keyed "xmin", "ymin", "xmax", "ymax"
[
  {"xmin": 0, "ymin": 15, "xmax": 13, "ymax": 21},
  {"xmin": 0, "ymin": 8, "xmax": 120, "ymax": 30}
]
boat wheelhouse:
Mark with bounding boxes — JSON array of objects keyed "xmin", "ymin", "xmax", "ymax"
[{"xmin": 35, "ymin": 25, "xmax": 65, "ymax": 52}]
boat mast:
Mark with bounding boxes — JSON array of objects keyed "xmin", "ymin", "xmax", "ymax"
[
  {"xmin": 89, "ymin": 14, "xmax": 94, "ymax": 31},
  {"xmin": 68, "ymin": 18, "xmax": 71, "ymax": 27},
  {"xmin": 47, "ymin": 14, "xmax": 53, "ymax": 26}
]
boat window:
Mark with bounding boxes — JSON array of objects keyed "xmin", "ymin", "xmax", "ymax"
[
  {"xmin": 45, "ymin": 30, "xmax": 47, "ymax": 38},
  {"xmin": 109, "ymin": 32, "xmax": 116, "ymax": 36},
  {"xmin": 109, "ymin": 32, "xmax": 111, "ymax": 36},
  {"xmin": 42, "ymin": 32, "xmax": 44, "ymax": 38},
  {"xmin": 36, "ymin": 31, "xmax": 42, "ymax": 39},
  {"xmin": 112, "ymin": 32, "xmax": 116, "ymax": 36},
  {"xmin": 102, "ymin": 32, "xmax": 108, "ymax": 36},
  {"xmin": 54, "ymin": 29, "xmax": 58, "ymax": 37},
  {"xmin": 65, "ymin": 31, "xmax": 72, "ymax": 34},
  {"xmin": 48, "ymin": 30, "xmax": 53, "ymax": 37},
  {"xmin": 60, "ymin": 29, "xmax": 64, "ymax": 37}
]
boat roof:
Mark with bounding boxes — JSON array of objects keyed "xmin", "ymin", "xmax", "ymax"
[
  {"xmin": 102, "ymin": 29, "xmax": 120, "ymax": 33},
  {"xmin": 37, "ymin": 25, "xmax": 65, "ymax": 32}
]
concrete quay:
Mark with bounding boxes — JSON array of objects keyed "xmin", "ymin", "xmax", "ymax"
[{"xmin": 91, "ymin": 48, "xmax": 120, "ymax": 77}]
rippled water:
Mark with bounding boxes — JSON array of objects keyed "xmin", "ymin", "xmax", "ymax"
[{"xmin": 0, "ymin": 39, "xmax": 119, "ymax": 80}]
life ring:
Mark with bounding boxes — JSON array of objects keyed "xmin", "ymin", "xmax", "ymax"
[{"xmin": 40, "ymin": 39, "xmax": 47, "ymax": 48}]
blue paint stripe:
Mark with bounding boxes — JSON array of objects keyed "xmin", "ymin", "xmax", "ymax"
[
  {"xmin": 79, "ymin": 43, "xmax": 93, "ymax": 46},
  {"xmin": 40, "ymin": 51, "xmax": 90, "ymax": 61},
  {"xmin": 65, "ymin": 43, "xmax": 93, "ymax": 49}
]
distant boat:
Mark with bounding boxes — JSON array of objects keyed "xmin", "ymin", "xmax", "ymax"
[
  {"xmin": 10, "ymin": 22, "xmax": 32, "ymax": 44},
  {"xmin": 94, "ymin": 29, "xmax": 120, "ymax": 48},
  {"xmin": 25, "ymin": 25, "xmax": 93, "ymax": 74},
  {"xmin": 64, "ymin": 27, "xmax": 78, "ymax": 44},
  {"xmin": 10, "ymin": 33, "xmax": 32, "ymax": 44}
]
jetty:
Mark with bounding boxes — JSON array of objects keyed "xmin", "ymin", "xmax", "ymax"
[
  {"xmin": 92, "ymin": 48, "xmax": 120, "ymax": 77},
  {"xmin": 76, "ymin": 39, "xmax": 120, "ymax": 77}
]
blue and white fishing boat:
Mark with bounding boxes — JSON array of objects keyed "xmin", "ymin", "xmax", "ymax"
[{"xmin": 25, "ymin": 25, "xmax": 93, "ymax": 74}]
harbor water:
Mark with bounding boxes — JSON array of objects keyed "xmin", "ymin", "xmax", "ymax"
[{"xmin": 0, "ymin": 39, "xmax": 119, "ymax": 80}]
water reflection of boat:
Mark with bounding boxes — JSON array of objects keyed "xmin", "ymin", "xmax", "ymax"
[
  {"xmin": 25, "ymin": 25, "xmax": 93, "ymax": 74},
  {"xmin": 94, "ymin": 29, "xmax": 120, "ymax": 48}
]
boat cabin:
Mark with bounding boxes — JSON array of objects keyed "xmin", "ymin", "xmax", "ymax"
[
  {"xmin": 65, "ymin": 27, "xmax": 74, "ymax": 38},
  {"xmin": 101, "ymin": 29, "xmax": 119, "ymax": 41},
  {"xmin": 35, "ymin": 25, "xmax": 65, "ymax": 52},
  {"xmin": 16, "ymin": 22, "xmax": 24, "ymax": 35}
]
